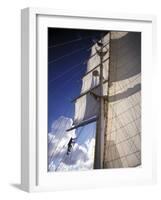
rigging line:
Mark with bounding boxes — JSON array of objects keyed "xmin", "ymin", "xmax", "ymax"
[
  {"xmin": 51, "ymin": 121, "xmax": 72, "ymax": 160},
  {"xmin": 72, "ymin": 133, "xmax": 87, "ymax": 171},
  {"xmin": 49, "ymin": 134, "xmax": 66, "ymax": 167},
  {"xmin": 70, "ymin": 107, "xmax": 98, "ymax": 169},
  {"xmin": 70, "ymin": 120, "xmax": 96, "ymax": 170},
  {"xmin": 55, "ymin": 126, "xmax": 85, "ymax": 171},
  {"xmin": 48, "ymin": 35, "xmax": 94, "ymax": 49},
  {"xmin": 49, "ymin": 118, "xmax": 70, "ymax": 164},
  {"xmin": 48, "ymin": 116, "xmax": 66, "ymax": 146},
  {"xmin": 48, "ymin": 44, "xmax": 92, "ymax": 64},
  {"xmin": 48, "ymin": 99, "xmax": 73, "ymax": 151},
  {"xmin": 51, "ymin": 71, "xmax": 82, "ymax": 101},
  {"xmin": 48, "ymin": 41, "xmax": 110, "ymax": 64},
  {"xmin": 49, "ymin": 50, "xmax": 107, "ymax": 84},
  {"xmin": 54, "ymin": 150, "xmax": 68, "ymax": 171},
  {"xmin": 48, "ymin": 98, "xmax": 73, "ymax": 146},
  {"xmin": 49, "ymin": 140, "xmax": 64, "ymax": 166},
  {"xmin": 48, "ymin": 118, "xmax": 63, "ymax": 145},
  {"xmin": 49, "ymin": 61, "xmax": 86, "ymax": 83},
  {"xmin": 48, "ymin": 143, "xmax": 66, "ymax": 171},
  {"xmin": 54, "ymin": 140, "xmax": 72, "ymax": 171},
  {"xmin": 51, "ymin": 142, "xmax": 68, "ymax": 168},
  {"xmin": 52, "ymin": 127, "xmax": 84, "ymax": 171},
  {"xmin": 69, "ymin": 126, "xmax": 87, "ymax": 170},
  {"xmin": 49, "ymin": 126, "xmax": 74, "ymax": 171},
  {"xmin": 67, "ymin": 126, "xmax": 85, "ymax": 170},
  {"xmin": 49, "ymin": 66, "xmax": 85, "ymax": 94},
  {"xmin": 57, "ymin": 141, "xmax": 76, "ymax": 171}
]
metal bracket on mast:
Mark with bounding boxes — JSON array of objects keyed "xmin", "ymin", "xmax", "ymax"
[{"xmin": 95, "ymin": 49, "xmax": 108, "ymax": 57}]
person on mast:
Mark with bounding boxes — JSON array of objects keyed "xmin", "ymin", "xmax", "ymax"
[{"xmin": 67, "ymin": 137, "xmax": 75, "ymax": 155}]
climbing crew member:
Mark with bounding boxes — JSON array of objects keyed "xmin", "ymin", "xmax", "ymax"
[{"xmin": 67, "ymin": 137, "xmax": 75, "ymax": 155}]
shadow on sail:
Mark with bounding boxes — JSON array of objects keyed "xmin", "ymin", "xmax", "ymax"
[{"xmin": 109, "ymin": 83, "xmax": 141, "ymax": 102}]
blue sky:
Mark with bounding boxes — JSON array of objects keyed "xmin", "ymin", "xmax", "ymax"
[{"xmin": 48, "ymin": 28, "xmax": 107, "ymax": 132}]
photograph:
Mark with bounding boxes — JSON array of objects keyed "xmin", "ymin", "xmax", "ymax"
[{"xmin": 47, "ymin": 28, "xmax": 141, "ymax": 172}]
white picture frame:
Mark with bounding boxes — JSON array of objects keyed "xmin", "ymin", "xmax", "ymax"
[{"xmin": 21, "ymin": 7, "xmax": 156, "ymax": 192}]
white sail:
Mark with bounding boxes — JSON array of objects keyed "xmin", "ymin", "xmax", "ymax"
[
  {"xmin": 73, "ymin": 33, "xmax": 110, "ymax": 126},
  {"xmin": 104, "ymin": 32, "xmax": 141, "ymax": 168}
]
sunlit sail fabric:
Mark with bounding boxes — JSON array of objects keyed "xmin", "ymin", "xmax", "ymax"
[
  {"xmin": 104, "ymin": 32, "xmax": 141, "ymax": 168},
  {"xmin": 73, "ymin": 33, "xmax": 110, "ymax": 126}
]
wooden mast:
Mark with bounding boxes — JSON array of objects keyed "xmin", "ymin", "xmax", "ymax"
[{"xmin": 94, "ymin": 37, "xmax": 107, "ymax": 169}]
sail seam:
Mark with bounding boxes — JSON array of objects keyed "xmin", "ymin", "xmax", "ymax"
[
  {"xmin": 106, "ymin": 150, "xmax": 140, "ymax": 163},
  {"xmin": 106, "ymin": 132, "xmax": 140, "ymax": 148}
]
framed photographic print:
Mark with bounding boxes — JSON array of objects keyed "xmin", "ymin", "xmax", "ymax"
[{"xmin": 21, "ymin": 8, "xmax": 156, "ymax": 192}]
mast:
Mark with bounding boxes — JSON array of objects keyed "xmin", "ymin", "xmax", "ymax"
[{"xmin": 94, "ymin": 37, "xmax": 107, "ymax": 169}]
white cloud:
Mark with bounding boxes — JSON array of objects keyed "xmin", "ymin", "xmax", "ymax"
[{"xmin": 48, "ymin": 116, "xmax": 96, "ymax": 172}]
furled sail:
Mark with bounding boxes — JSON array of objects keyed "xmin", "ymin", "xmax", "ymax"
[
  {"xmin": 73, "ymin": 33, "xmax": 110, "ymax": 127},
  {"xmin": 103, "ymin": 32, "xmax": 141, "ymax": 168}
]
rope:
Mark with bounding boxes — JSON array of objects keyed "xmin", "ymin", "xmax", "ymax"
[
  {"xmin": 49, "ymin": 61, "xmax": 86, "ymax": 83},
  {"xmin": 69, "ymin": 122, "xmax": 96, "ymax": 171},
  {"xmin": 48, "ymin": 35, "xmax": 94, "ymax": 49},
  {"xmin": 55, "ymin": 126, "xmax": 85, "ymax": 171},
  {"xmin": 48, "ymin": 39, "xmax": 109, "ymax": 64},
  {"xmin": 48, "ymin": 44, "xmax": 92, "ymax": 64},
  {"xmin": 49, "ymin": 118, "xmax": 70, "ymax": 164}
]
